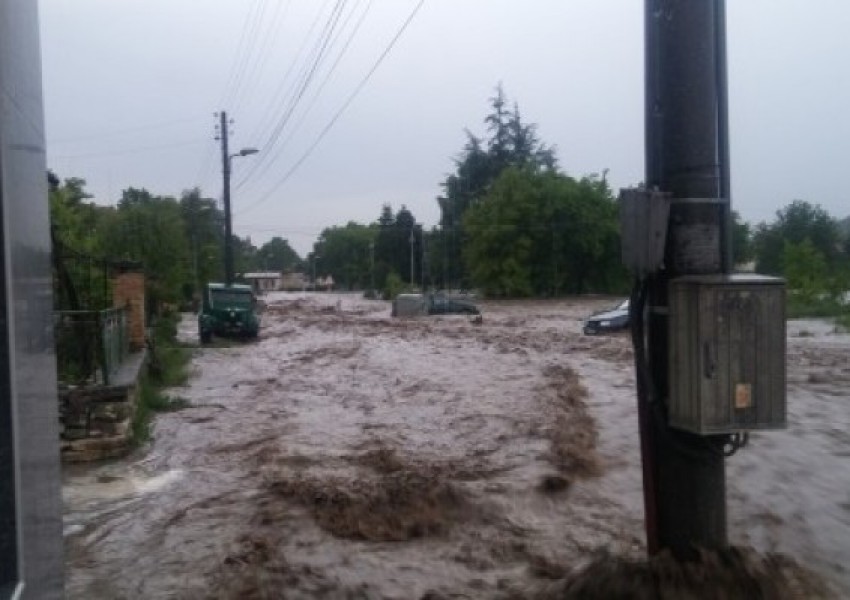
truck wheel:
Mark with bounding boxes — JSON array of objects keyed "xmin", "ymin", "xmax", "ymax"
[{"xmin": 199, "ymin": 329, "xmax": 212, "ymax": 344}]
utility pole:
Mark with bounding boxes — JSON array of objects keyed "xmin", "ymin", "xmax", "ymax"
[
  {"xmin": 216, "ymin": 112, "xmax": 258, "ymax": 287},
  {"xmin": 641, "ymin": 0, "xmax": 732, "ymax": 556},
  {"xmin": 218, "ymin": 111, "xmax": 234, "ymax": 286},
  {"xmin": 409, "ymin": 227, "xmax": 415, "ymax": 287},
  {"xmin": 369, "ymin": 241, "xmax": 375, "ymax": 294}
]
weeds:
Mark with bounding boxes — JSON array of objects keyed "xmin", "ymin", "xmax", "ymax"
[{"xmin": 131, "ymin": 311, "xmax": 192, "ymax": 445}]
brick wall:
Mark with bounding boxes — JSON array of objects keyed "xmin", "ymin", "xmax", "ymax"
[{"xmin": 112, "ymin": 271, "xmax": 145, "ymax": 350}]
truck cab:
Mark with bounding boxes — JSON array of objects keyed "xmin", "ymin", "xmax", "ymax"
[{"xmin": 198, "ymin": 283, "xmax": 260, "ymax": 343}]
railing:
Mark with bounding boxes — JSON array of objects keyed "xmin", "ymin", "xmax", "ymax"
[{"xmin": 55, "ymin": 307, "xmax": 129, "ymax": 386}]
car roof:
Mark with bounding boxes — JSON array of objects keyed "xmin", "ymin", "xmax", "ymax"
[{"xmin": 207, "ymin": 282, "xmax": 253, "ymax": 292}]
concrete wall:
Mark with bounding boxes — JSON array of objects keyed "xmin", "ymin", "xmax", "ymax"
[{"xmin": 0, "ymin": 1, "xmax": 64, "ymax": 597}]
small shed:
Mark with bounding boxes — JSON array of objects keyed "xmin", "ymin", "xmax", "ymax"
[{"xmin": 243, "ymin": 272, "xmax": 282, "ymax": 294}]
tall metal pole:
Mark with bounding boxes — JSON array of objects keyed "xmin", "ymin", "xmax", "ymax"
[
  {"xmin": 369, "ymin": 241, "xmax": 375, "ymax": 293},
  {"xmin": 643, "ymin": 0, "xmax": 730, "ymax": 557},
  {"xmin": 409, "ymin": 227, "xmax": 415, "ymax": 286},
  {"xmin": 220, "ymin": 111, "xmax": 233, "ymax": 286}
]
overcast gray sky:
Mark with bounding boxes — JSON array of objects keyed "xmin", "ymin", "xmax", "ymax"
[{"xmin": 40, "ymin": 1, "xmax": 850, "ymax": 256}]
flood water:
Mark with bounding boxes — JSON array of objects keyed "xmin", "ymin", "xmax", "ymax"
[{"xmin": 63, "ymin": 293, "xmax": 850, "ymax": 598}]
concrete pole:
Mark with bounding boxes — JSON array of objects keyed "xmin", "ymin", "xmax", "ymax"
[
  {"xmin": 643, "ymin": 0, "xmax": 730, "ymax": 556},
  {"xmin": 219, "ymin": 111, "xmax": 233, "ymax": 286}
]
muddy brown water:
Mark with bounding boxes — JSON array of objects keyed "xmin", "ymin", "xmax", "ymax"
[{"xmin": 63, "ymin": 294, "xmax": 849, "ymax": 598}]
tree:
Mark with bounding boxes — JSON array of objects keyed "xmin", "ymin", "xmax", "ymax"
[
  {"xmin": 782, "ymin": 239, "xmax": 829, "ymax": 306},
  {"xmin": 101, "ymin": 188, "xmax": 190, "ymax": 309},
  {"xmin": 311, "ymin": 222, "xmax": 375, "ymax": 290},
  {"xmin": 373, "ymin": 204, "xmax": 421, "ymax": 287},
  {"xmin": 731, "ymin": 211, "xmax": 753, "ymax": 266},
  {"xmin": 463, "ymin": 167, "xmax": 624, "ymax": 297},
  {"xmin": 437, "ymin": 85, "xmax": 558, "ymax": 288},
  {"xmin": 256, "ymin": 237, "xmax": 301, "ymax": 272},
  {"xmin": 180, "ymin": 188, "xmax": 224, "ymax": 298},
  {"xmin": 753, "ymin": 200, "xmax": 841, "ymax": 274}
]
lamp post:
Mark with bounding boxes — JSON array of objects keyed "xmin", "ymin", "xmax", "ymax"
[
  {"xmin": 219, "ymin": 111, "xmax": 258, "ymax": 286},
  {"xmin": 369, "ymin": 241, "xmax": 375, "ymax": 295}
]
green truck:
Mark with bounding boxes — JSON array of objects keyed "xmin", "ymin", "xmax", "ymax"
[{"xmin": 198, "ymin": 283, "xmax": 260, "ymax": 343}]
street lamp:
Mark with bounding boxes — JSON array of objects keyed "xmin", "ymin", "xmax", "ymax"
[{"xmin": 369, "ymin": 241, "xmax": 375, "ymax": 295}]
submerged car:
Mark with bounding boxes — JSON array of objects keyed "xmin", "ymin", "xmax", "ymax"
[
  {"xmin": 392, "ymin": 292, "xmax": 480, "ymax": 317},
  {"xmin": 583, "ymin": 298, "xmax": 630, "ymax": 335},
  {"xmin": 198, "ymin": 283, "xmax": 260, "ymax": 343}
]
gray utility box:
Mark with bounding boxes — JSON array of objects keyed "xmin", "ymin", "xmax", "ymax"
[{"xmin": 668, "ymin": 274, "xmax": 786, "ymax": 435}]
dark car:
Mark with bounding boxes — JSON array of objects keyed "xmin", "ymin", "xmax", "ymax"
[
  {"xmin": 583, "ymin": 299, "xmax": 630, "ymax": 335},
  {"xmin": 391, "ymin": 292, "xmax": 480, "ymax": 317},
  {"xmin": 198, "ymin": 283, "xmax": 260, "ymax": 343},
  {"xmin": 428, "ymin": 292, "xmax": 479, "ymax": 315}
]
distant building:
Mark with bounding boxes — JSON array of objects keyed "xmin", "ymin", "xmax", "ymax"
[
  {"xmin": 317, "ymin": 275, "xmax": 335, "ymax": 292},
  {"xmin": 281, "ymin": 272, "xmax": 307, "ymax": 291},
  {"xmin": 243, "ymin": 272, "xmax": 282, "ymax": 294}
]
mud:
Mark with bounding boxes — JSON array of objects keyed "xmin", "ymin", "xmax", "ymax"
[
  {"xmin": 62, "ymin": 293, "xmax": 849, "ymax": 598},
  {"xmin": 537, "ymin": 547, "xmax": 833, "ymax": 599}
]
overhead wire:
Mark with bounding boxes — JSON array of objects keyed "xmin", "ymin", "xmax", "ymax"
[
  {"xmin": 236, "ymin": 0, "xmax": 426, "ymax": 216},
  {"xmin": 235, "ymin": 0, "xmax": 372, "ymax": 192},
  {"xmin": 242, "ymin": 0, "xmax": 333, "ymax": 146},
  {"xmin": 192, "ymin": 0, "xmax": 264, "ymax": 196},
  {"xmin": 234, "ymin": 0, "xmax": 348, "ymax": 188},
  {"xmin": 218, "ymin": 0, "xmax": 266, "ymax": 111},
  {"xmin": 230, "ymin": 0, "xmax": 292, "ymax": 116}
]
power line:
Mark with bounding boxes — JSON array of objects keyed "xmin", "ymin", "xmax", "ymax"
[
  {"xmin": 243, "ymin": 0, "xmax": 333, "ymax": 145},
  {"xmin": 230, "ymin": 0, "xmax": 292, "ymax": 115},
  {"xmin": 235, "ymin": 0, "xmax": 373, "ymax": 192},
  {"xmin": 237, "ymin": 0, "xmax": 426, "ymax": 216},
  {"xmin": 218, "ymin": 0, "xmax": 266, "ymax": 110},
  {"xmin": 234, "ymin": 0, "xmax": 348, "ymax": 188}
]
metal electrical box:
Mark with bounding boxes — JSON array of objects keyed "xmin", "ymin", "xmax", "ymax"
[
  {"xmin": 619, "ymin": 188, "xmax": 671, "ymax": 276},
  {"xmin": 668, "ymin": 274, "xmax": 786, "ymax": 435}
]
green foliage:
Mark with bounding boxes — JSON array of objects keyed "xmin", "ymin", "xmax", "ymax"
[
  {"xmin": 731, "ymin": 211, "xmax": 753, "ymax": 265},
  {"xmin": 463, "ymin": 168, "xmax": 625, "ymax": 297},
  {"xmin": 782, "ymin": 240, "xmax": 828, "ymax": 304},
  {"xmin": 133, "ymin": 312, "xmax": 191, "ymax": 445},
  {"xmin": 382, "ymin": 271, "xmax": 406, "ymax": 301},
  {"xmin": 48, "ymin": 174, "xmax": 300, "ymax": 312},
  {"xmin": 753, "ymin": 200, "xmax": 842, "ymax": 275},
  {"xmin": 180, "ymin": 188, "xmax": 224, "ymax": 298},
  {"xmin": 256, "ymin": 236, "xmax": 301, "ymax": 272},
  {"xmin": 132, "ymin": 379, "xmax": 191, "ymax": 445},
  {"xmin": 373, "ymin": 205, "xmax": 421, "ymax": 286},
  {"xmin": 311, "ymin": 222, "xmax": 377, "ymax": 289},
  {"xmin": 437, "ymin": 85, "xmax": 558, "ymax": 288}
]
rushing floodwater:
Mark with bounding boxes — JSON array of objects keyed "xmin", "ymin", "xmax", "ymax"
[{"xmin": 63, "ymin": 294, "xmax": 850, "ymax": 598}]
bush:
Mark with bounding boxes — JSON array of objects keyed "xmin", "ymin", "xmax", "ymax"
[{"xmin": 381, "ymin": 272, "xmax": 406, "ymax": 301}]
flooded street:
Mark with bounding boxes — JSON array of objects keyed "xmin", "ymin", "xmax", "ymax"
[{"xmin": 63, "ymin": 293, "xmax": 850, "ymax": 598}]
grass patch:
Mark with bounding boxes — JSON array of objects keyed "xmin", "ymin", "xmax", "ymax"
[{"xmin": 132, "ymin": 311, "xmax": 193, "ymax": 445}]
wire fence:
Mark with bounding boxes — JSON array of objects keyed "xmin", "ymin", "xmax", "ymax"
[{"xmin": 55, "ymin": 307, "xmax": 128, "ymax": 386}]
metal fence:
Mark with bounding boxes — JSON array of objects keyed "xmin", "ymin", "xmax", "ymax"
[{"xmin": 55, "ymin": 307, "xmax": 129, "ymax": 386}]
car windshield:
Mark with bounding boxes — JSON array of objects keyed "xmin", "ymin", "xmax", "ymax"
[{"xmin": 210, "ymin": 290, "xmax": 254, "ymax": 307}]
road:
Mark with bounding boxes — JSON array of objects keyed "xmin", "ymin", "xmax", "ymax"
[{"xmin": 63, "ymin": 292, "xmax": 850, "ymax": 598}]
